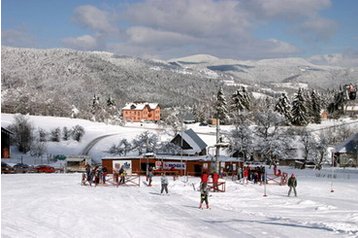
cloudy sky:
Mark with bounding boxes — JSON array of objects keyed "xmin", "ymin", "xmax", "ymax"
[{"xmin": 2, "ymin": 0, "xmax": 358, "ymax": 65}]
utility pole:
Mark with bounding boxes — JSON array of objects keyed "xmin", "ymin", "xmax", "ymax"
[{"xmin": 215, "ymin": 118, "xmax": 220, "ymax": 174}]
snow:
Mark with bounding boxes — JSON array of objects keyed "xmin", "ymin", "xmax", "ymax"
[
  {"xmin": 2, "ymin": 113, "xmax": 358, "ymax": 237},
  {"xmin": 2, "ymin": 168, "xmax": 358, "ymax": 238}
]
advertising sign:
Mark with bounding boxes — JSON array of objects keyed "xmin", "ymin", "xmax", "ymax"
[
  {"xmin": 163, "ymin": 161, "xmax": 186, "ymax": 170},
  {"xmin": 112, "ymin": 160, "xmax": 132, "ymax": 175}
]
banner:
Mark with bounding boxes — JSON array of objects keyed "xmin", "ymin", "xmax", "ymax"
[
  {"xmin": 163, "ymin": 161, "xmax": 186, "ymax": 170},
  {"xmin": 112, "ymin": 160, "xmax": 132, "ymax": 175}
]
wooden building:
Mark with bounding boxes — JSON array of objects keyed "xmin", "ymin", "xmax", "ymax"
[
  {"xmin": 1, "ymin": 127, "xmax": 12, "ymax": 159},
  {"xmin": 333, "ymin": 133, "xmax": 358, "ymax": 167},
  {"xmin": 102, "ymin": 156, "xmax": 243, "ymax": 176},
  {"xmin": 122, "ymin": 102, "xmax": 160, "ymax": 122}
]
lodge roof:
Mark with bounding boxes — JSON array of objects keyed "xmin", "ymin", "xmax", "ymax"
[
  {"xmin": 334, "ymin": 133, "xmax": 358, "ymax": 154},
  {"xmin": 122, "ymin": 102, "xmax": 159, "ymax": 110}
]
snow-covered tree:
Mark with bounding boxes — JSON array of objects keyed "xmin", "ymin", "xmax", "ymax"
[
  {"xmin": 62, "ymin": 127, "xmax": 71, "ymax": 141},
  {"xmin": 108, "ymin": 138, "xmax": 132, "ymax": 156},
  {"xmin": 30, "ymin": 139, "xmax": 47, "ymax": 159},
  {"xmin": 229, "ymin": 120, "xmax": 254, "ymax": 161},
  {"xmin": 38, "ymin": 128, "xmax": 48, "ymax": 142},
  {"xmin": 50, "ymin": 127, "xmax": 61, "ymax": 142},
  {"xmin": 310, "ymin": 90, "xmax": 322, "ymax": 124},
  {"xmin": 132, "ymin": 131, "xmax": 159, "ymax": 155},
  {"xmin": 7, "ymin": 114, "xmax": 34, "ymax": 153},
  {"xmin": 291, "ymin": 88, "xmax": 308, "ymax": 126},
  {"xmin": 72, "ymin": 125, "xmax": 85, "ymax": 142},
  {"xmin": 230, "ymin": 86, "xmax": 251, "ymax": 113},
  {"xmin": 253, "ymin": 110, "xmax": 288, "ymax": 163},
  {"xmin": 274, "ymin": 93, "xmax": 292, "ymax": 124},
  {"xmin": 214, "ymin": 87, "xmax": 229, "ymax": 123}
]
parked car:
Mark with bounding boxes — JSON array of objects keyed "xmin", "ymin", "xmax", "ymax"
[
  {"xmin": 13, "ymin": 163, "xmax": 31, "ymax": 173},
  {"xmin": 1, "ymin": 162, "xmax": 14, "ymax": 174},
  {"xmin": 35, "ymin": 165, "xmax": 56, "ymax": 173}
]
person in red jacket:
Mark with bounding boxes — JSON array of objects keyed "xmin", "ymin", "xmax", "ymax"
[
  {"xmin": 201, "ymin": 170, "xmax": 209, "ymax": 189},
  {"xmin": 243, "ymin": 166, "xmax": 249, "ymax": 184},
  {"xmin": 212, "ymin": 172, "xmax": 219, "ymax": 192}
]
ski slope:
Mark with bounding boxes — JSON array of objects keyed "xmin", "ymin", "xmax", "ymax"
[{"xmin": 2, "ymin": 168, "xmax": 358, "ymax": 238}]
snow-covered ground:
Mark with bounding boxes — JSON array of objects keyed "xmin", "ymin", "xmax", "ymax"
[
  {"xmin": 2, "ymin": 168, "xmax": 358, "ymax": 238},
  {"xmin": 2, "ymin": 113, "xmax": 358, "ymax": 237}
]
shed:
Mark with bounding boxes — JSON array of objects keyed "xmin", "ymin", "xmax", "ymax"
[
  {"xmin": 334, "ymin": 133, "xmax": 358, "ymax": 167},
  {"xmin": 171, "ymin": 129, "xmax": 207, "ymax": 156},
  {"xmin": 1, "ymin": 127, "xmax": 13, "ymax": 159}
]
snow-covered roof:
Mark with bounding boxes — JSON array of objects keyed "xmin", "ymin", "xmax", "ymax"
[
  {"xmin": 334, "ymin": 133, "xmax": 358, "ymax": 153},
  {"xmin": 171, "ymin": 129, "xmax": 208, "ymax": 155},
  {"xmin": 122, "ymin": 102, "xmax": 159, "ymax": 110}
]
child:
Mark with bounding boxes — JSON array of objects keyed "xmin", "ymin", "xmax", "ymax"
[{"xmin": 199, "ymin": 184, "xmax": 210, "ymax": 209}]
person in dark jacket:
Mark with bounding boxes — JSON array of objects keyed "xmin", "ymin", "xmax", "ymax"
[
  {"xmin": 287, "ymin": 174, "xmax": 297, "ymax": 197},
  {"xmin": 160, "ymin": 173, "xmax": 169, "ymax": 195},
  {"xmin": 199, "ymin": 183, "xmax": 210, "ymax": 209}
]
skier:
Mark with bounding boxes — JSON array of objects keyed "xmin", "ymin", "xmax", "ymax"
[
  {"xmin": 160, "ymin": 173, "xmax": 169, "ymax": 195},
  {"xmin": 148, "ymin": 166, "xmax": 154, "ymax": 186},
  {"xmin": 287, "ymin": 174, "xmax": 297, "ymax": 197},
  {"xmin": 200, "ymin": 170, "xmax": 209, "ymax": 189},
  {"xmin": 119, "ymin": 166, "xmax": 126, "ymax": 185},
  {"xmin": 199, "ymin": 183, "xmax": 210, "ymax": 209},
  {"xmin": 212, "ymin": 172, "xmax": 219, "ymax": 192}
]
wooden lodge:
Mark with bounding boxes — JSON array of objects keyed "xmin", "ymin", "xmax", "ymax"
[{"xmin": 102, "ymin": 155, "xmax": 243, "ymax": 177}]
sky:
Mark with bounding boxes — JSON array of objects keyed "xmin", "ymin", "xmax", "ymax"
[{"xmin": 2, "ymin": 0, "xmax": 358, "ymax": 65}]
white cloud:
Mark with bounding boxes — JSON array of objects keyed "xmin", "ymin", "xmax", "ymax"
[
  {"xmin": 62, "ymin": 34, "xmax": 100, "ymax": 50},
  {"xmin": 308, "ymin": 53, "xmax": 358, "ymax": 67},
  {"xmin": 2, "ymin": 28, "xmax": 35, "ymax": 47},
  {"xmin": 62, "ymin": 0, "xmax": 340, "ymax": 60},
  {"xmin": 126, "ymin": 27, "xmax": 197, "ymax": 46},
  {"xmin": 265, "ymin": 39, "xmax": 299, "ymax": 54},
  {"xmin": 73, "ymin": 5, "xmax": 117, "ymax": 34},
  {"xmin": 298, "ymin": 17, "xmax": 338, "ymax": 41},
  {"xmin": 248, "ymin": 0, "xmax": 331, "ymax": 19}
]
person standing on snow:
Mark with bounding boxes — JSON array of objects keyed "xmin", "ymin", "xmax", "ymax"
[
  {"xmin": 160, "ymin": 173, "xmax": 169, "ymax": 195},
  {"xmin": 199, "ymin": 183, "xmax": 210, "ymax": 209},
  {"xmin": 287, "ymin": 174, "xmax": 297, "ymax": 197},
  {"xmin": 200, "ymin": 170, "xmax": 209, "ymax": 189},
  {"xmin": 212, "ymin": 172, "xmax": 219, "ymax": 192}
]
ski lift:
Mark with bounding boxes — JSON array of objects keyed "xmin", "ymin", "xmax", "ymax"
[{"xmin": 344, "ymin": 84, "xmax": 357, "ymax": 100}]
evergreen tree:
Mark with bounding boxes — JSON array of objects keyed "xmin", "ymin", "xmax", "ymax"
[
  {"xmin": 291, "ymin": 88, "xmax": 308, "ymax": 126},
  {"xmin": 310, "ymin": 90, "xmax": 322, "ymax": 124},
  {"xmin": 274, "ymin": 93, "xmax": 292, "ymax": 124},
  {"xmin": 230, "ymin": 86, "xmax": 250, "ymax": 113},
  {"xmin": 50, "ymin": 127, "xmax": 61, "ymax": 142},
  {"xmin": 106, "ymin": 96, "xmax": 115, "ymax": 107},
  {"xmin": 215, "ymin": 87, "xmax": 229, "ymax": 123}
]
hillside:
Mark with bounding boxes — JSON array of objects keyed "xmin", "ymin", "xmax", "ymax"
[
  {"xmin": 1, "ymin": 47, "xmax": 220, "ymax": 117},
  {"xmin": 2, "ymin": 47, "xmax": 357, "ymax": 118}
]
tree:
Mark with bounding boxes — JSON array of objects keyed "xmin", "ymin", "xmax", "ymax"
[
  {"xmin": 230, "ymin": 86, "xmax": 251, "ymax": 113},
  {"xmin": 50, "ymin": 127, "xmax": 61, "ymax": 142},
  {"xmin": 38, "ymin": 128, "xmax": 48, "ymax": 142},
  {"xmin": 297, "ymin": 128, "xmax": 317, "ymax": 165},
  {"xmin": 72, "ymin": 125, "xmax": 85, "ymax": 142},
  {"xmin": 7, "ymin": 114, "xmax": 34, "ymax": 153},
  {"xmin": 132, "ymin": 131, "xmax": 159, "ymax": 155},
  {"xmin": 274, "ymin": 93, "xmax": 292, "ymax": 124},
  {"xmin": 30, "ymin": 139, "xmax": 47, "ymax": 159},
  {"xmin": 291, "ymin": 88, "xmax": 308, "ymax": 126},
  {"xmin": 310, "ymin": 90, "xmax": 322, "ymax": 124},
  {"xmin": 229, "ymin": 120, "xmax": 254, "ymax": 161},
  {"xmin": 62, "ymin": 127, "xmax": 71, "ymax": 141},
  {"xmin": 215, "ymin": 87, "xmax": 229, "ymax": 123},
  {"xmin": 253, "ymin": 110, "xmax": 287, "ymax": 164}
]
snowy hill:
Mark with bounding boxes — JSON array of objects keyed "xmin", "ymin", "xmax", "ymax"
[{"xmin": 2, "ymin": 47, "xmax": 358, "ymax": 118}]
